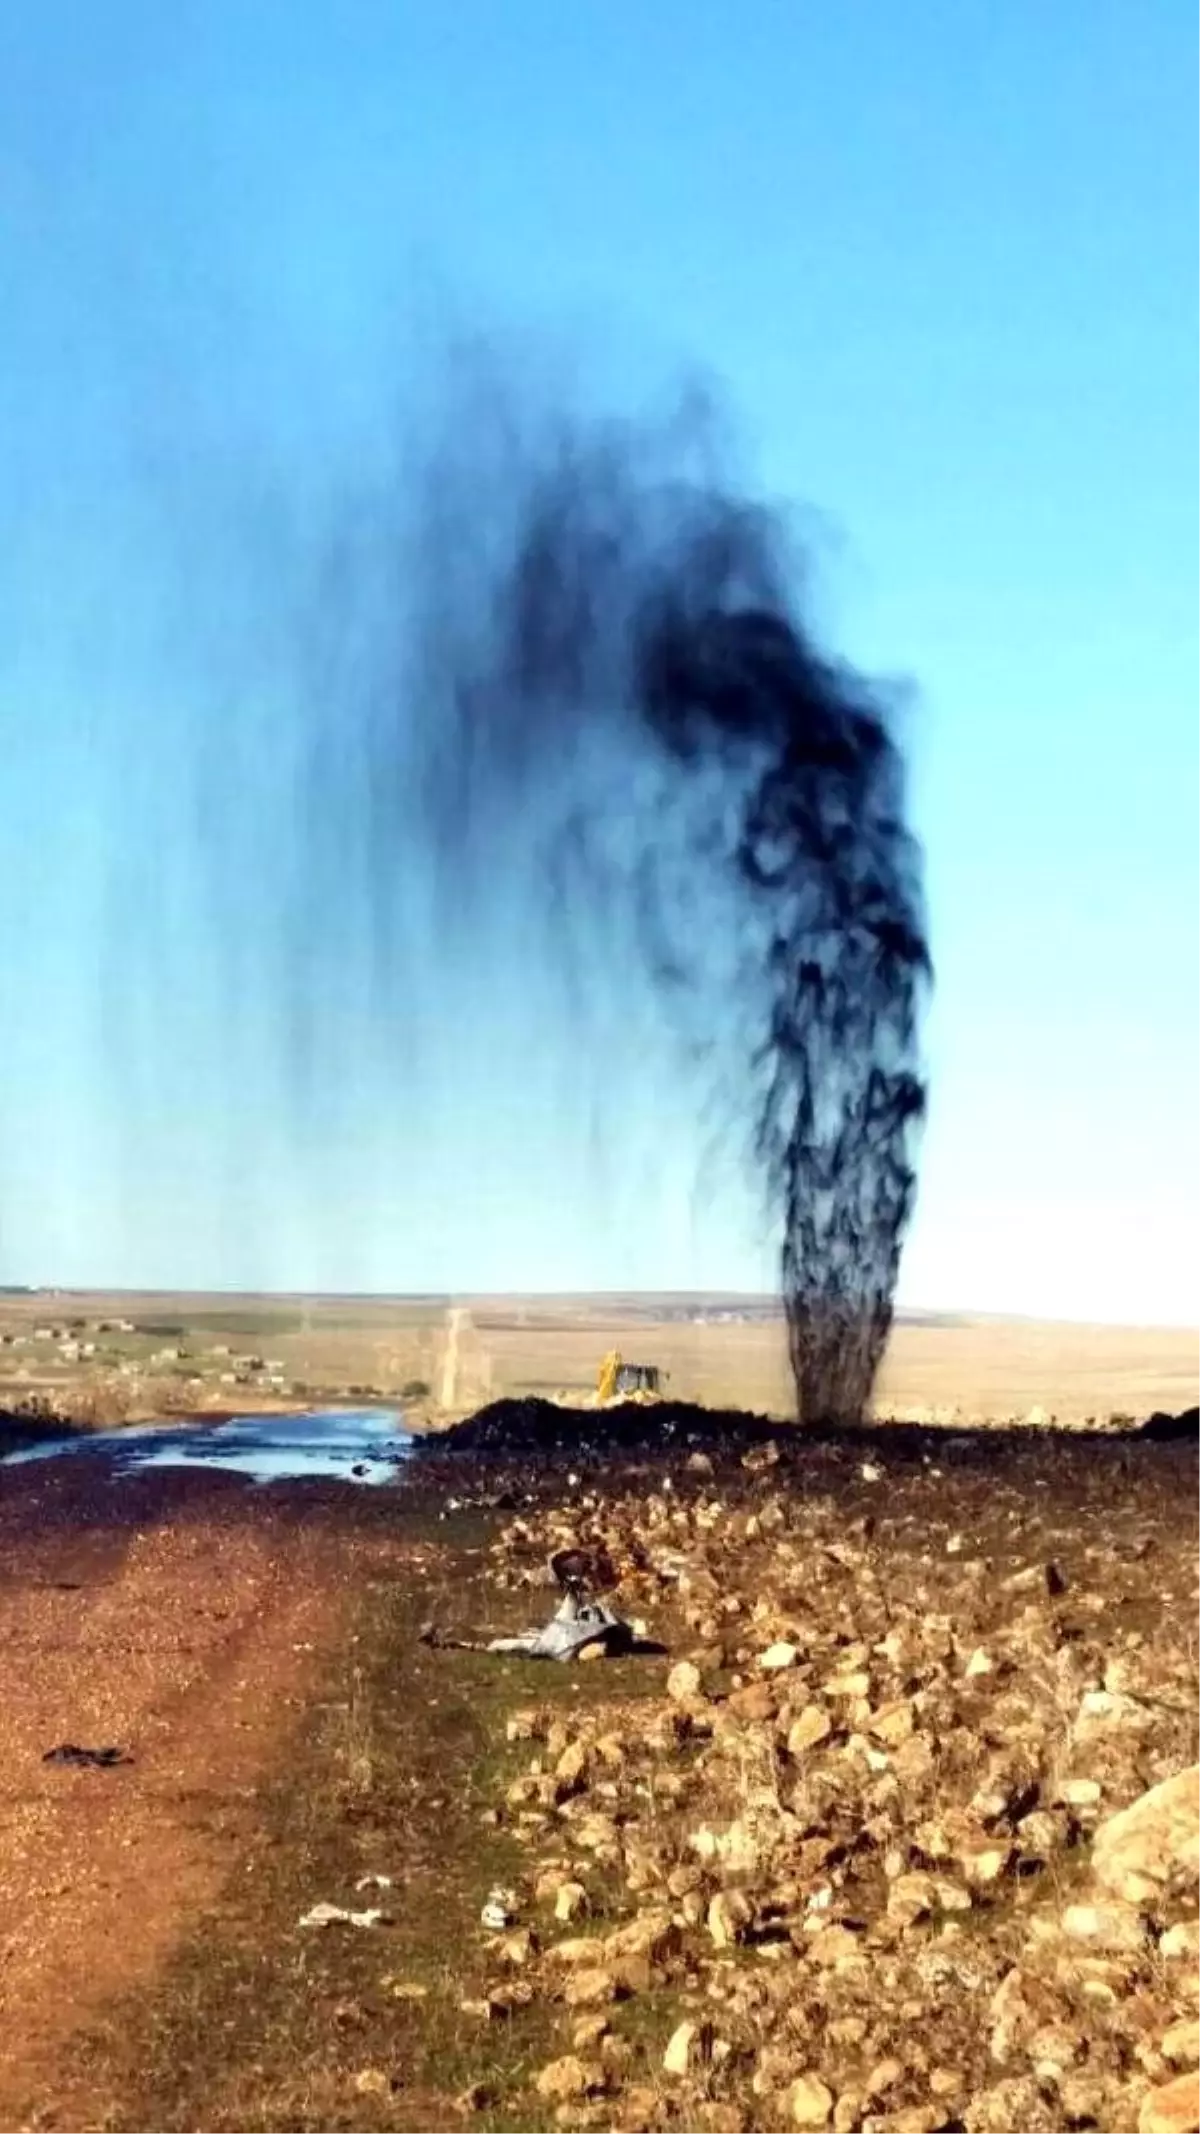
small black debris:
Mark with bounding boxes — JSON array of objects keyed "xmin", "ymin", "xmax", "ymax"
[{"xmin": 43, "ymin": 1743, "xmax": 133, "ymax": 1768}]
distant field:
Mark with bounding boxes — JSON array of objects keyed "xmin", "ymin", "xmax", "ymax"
[{"xmin": 0, "ymin": 1287, "xmax": 1194, "ymax": 1426}]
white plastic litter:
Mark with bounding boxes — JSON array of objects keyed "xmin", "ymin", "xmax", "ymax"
[
  {"xmin": 480, "ymin": 1886, "xmax": 518, "ymax": 1931},
  {"xmin": 299, "ymin": 1901, "xmax": 387, "ymax": 1929}
]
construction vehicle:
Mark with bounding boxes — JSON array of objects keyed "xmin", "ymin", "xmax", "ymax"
[{"xmin": 595, "ymin": 1349, "xmax": 664, "ymax": 1406}]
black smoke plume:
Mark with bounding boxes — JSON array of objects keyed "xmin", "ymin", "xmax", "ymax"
[{"xmin": 406, "ymin": 379, "xmax": 931, "ymax": 1422}]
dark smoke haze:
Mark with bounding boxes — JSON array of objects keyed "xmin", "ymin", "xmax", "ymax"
[{"xmin": 394, "ymin": 374, "xmax": 932, "ymax": 1422}]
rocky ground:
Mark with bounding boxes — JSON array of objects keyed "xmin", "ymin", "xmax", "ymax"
[
  {"xmin": 0, "ymin": 1402, "xmax": 1195, "ymax": 2133},
  {"xmin": 417, "ymin": 1407, "xmax": 1200, "ymax": 2134}
]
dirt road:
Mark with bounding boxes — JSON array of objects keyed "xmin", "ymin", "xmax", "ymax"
[{"xmin": 0, "ymin": 1454, "xmax": 406, "ymax": 2126}]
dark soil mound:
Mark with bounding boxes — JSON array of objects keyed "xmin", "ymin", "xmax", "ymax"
[
  {"xmin": 1142, "ymin": 1404, "xmax": 1199, "ymax": 1441},
  {"xmin": 424, "ymin": 1395, "xmax": 785, "ymax": 1457}
]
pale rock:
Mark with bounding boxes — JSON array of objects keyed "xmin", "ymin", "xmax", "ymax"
[
  {"xmin": 1058, "ymin": 1776, "xmax": 1102, "ymax": 1806},
  {"xmin": 667, "ymin": 1660, "xmax": 703, "ymax": 1703},
  {"xmin": 555, "ymin": 1881, "xmax": 589, "ymax": 1923},
  {"xmin": 807, "ymin": 1924, "xmax": 862, "ymax": 1966},
  {"xmin": 964, "ymin": 1647, "xmax": 994, "ymax": 1678},
  {"xmin": 963, "ymin": 2076, "xmax": 1059, "ymax": 2132},
  {"xmin": 1062, "ymin": 1901, "xmax": 1147, "ymax": 1952},
  {"xmin": 892, "ymin": 1734, "xmax": 936, "ymax": 1786},
  {"xmin": 1162, "ymin": 2022, "xmax": 1200, "ymax": 2068},
  {"xmin": 788, "ymin": 2073, "xmax": 834, "ymax": 2128},
  {"xmin": 506, "ymin": 1709, "xmax": 541, "ymax": 1743},
  {"xmin": 962, "ymin": 1844, "xmax": 1010, "ymax": 1886},
  {"xmin": 887, "ymin": 1872, "xmax": 936, "ymax": 1926},
  {"xmin": 1073, "ymin": 1686, "xmax": 1153, "ymax": 1742},
  {"xmin": 562, "ymin": 1966, "xmax": 620, "ymax": 2008},
  {"xmin": 1162, "ymin": 1922, "xmax": 1200, "ymax": 1961},
  {"xmin": 354, "ymin": 2069, "xmax": 390, "ymax": 2098},
  {"xmin": 1093, "ymin": 1765, "xmax": 1200, "ymax": 1905},
  {"xmin": 1027, "ymin": 2024, "xmax": 1081, "ymax": 2077},
  {"xmin": 988, "ymin": 1967, "xmax": 1034, "ymax": 2064},
  {"xmin": 788, "ymin": 1706, "xmax": 833, "ymax": 1755},
  {"xmin": 571, "ymin": 2015, "xmax": 610, "ymax": 2051},
  {"xmin": 594, "ymin": 1733, "xmax": 627, "ymax": 1767},
  {"xmin": 605, "ymin": 1908, "xmax": 681, "ymax": 1964},
  {"xmin": 760, "ymin": 1641, "xmax": 799, "ymax": 1671},
  {"xmin": 663, "ymin": 2018, "xmax": 707, "ymax": 2077},
  {"xmin": 1016, "ymin": 1809, "xmax": 1065, "ymax": 1863},
  {"xmin": 555, "ymin": 1740, "xmax": 590, "ymax": 1794},
  {"xmin": 729, "ymin": 1680, "xmax": 777, "ymax": 1722},
  {"xmin": 1058, "ymin": 2074, "xmax": 1111, "ymax": 2123},
  {"xmin": 708, "ymin": 1888, "xmax": 755, "ymax": 1949},
  {"xmin": 864, "ymin": 2057, "xmax": 904, "ymax": 2099},
  {"xmin": 824, "ymin": 1669, "xmax": 871, "ymax": 1698},
  {"xmin": 573, "ymin": 1811, "xmax": 620, "ymax": 1859},
  {"xmin": 870, "ymin": 1700, "xmax": 916, "ymax": 1745},
  {"xmin": 1003, "ymin": 1561, "xmax": 1067, "ymax": 1597},
  {"xmin": 667, "ymin": 1861, "xmax": 704, "ymax": 1898},
  {"xmin": 535, "ymin": 2056, "xmax": 603, "ymax": 2102},
  {"xmin": 1138, "ymin": 2071, "xmax": 1200, "ymax": 2134},
  {"xmin": 548, "ymin": 1936, "xmax": 603, "ymax": 1966}
]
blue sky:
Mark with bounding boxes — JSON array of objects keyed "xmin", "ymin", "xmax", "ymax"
[{"xmin": 0, "ymin": 0, "xmax": 1196, "ymax": 1321}]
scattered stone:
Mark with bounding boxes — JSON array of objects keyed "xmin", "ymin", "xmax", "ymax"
[
  {"xmin": 466, "ymin": 1411, "xmax": 1197, "ymax": 2133},
  {"xmin": 1139, "ymin": 2071, "xmax": 1200, "ymax": 2134},
  {"xmin": 667, "ymin": 1660, "xmax": 703, "ymax": 1703},
  {"xmin": 760, "ymin": 1641, "xmax": 799, "ymax": 1671},
  {"xmin": 729, "ymin": 1680, "xmax": 777, "ymax": 1722},
  {"xmin": 1163, "ymin": 2022, "xmax": 1200, "ymax": 2069},
  {"xmin": 561, "ymin": 1966, "xmax": 620, "ymax": 2008},
  {"xmin": 535, "ymin": 2056, "xmax": 603, "ymax": 2103},
  {"xmin": 787, "ymin": 1706, "xmax": 833, "ymax": 1754},
  {"xmin": 1058, "ymin": 1776, "xmax": 1102, "ymax": 1806},
  {"xmin": 788, "ymin": 2073, "xmax": 834, "ymax": 2127},
  {"xmin": 555, "ymin": 1881, "xmax": 589, "ymax": 1924},
  {"xmin": 1093, "ymin": 1765, "xmax": 1200, "ymax": 1905},
  {"xmin": 663, "ymin": 2019, "xmax": 707, "ymax": 2077},
  {"xmin": 1061, "ymin": 1901, "xmax": 1147, "ymax": 1952},
  {"xmin": 707, "ymin": 1889, "xmax": 754, "ymax": 1949},
  {"xmin": 354, "ymin": 2068, "xmax": 390, "ymax": 2098}
]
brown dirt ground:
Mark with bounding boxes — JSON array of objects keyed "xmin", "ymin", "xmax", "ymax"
[{"xmin": 0, "ymin": 1455, "xmax": 409, "ymax": 2128}]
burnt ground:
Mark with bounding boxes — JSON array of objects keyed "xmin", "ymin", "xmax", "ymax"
[{"xmin": 0, "ymin": 1410, "xmax": 1195, "ymax": 2132}]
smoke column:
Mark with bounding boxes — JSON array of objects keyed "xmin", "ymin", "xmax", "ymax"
[{"xmin": 401, "ymin": 378, "xmax": 931, "ymax": 1422}]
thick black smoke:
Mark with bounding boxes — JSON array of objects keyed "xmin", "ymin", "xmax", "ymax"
[{"xmin": 410, "ymin": 385, "xmax": 931, "ymax": 1422}]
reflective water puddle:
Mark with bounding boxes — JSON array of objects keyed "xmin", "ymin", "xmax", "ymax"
[{"xmin": 4, "ymin": 1408, "xmax": 413, "ymax": 1486}]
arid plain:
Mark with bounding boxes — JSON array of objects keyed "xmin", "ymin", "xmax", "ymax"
[{"xmin": 0, "ymin": 1288, "xmax": 1194, "ymax": 1430}]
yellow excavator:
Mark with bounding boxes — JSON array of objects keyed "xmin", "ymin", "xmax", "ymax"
[{"xmin": 595, "ymin": 1349, "xmax": 664, "ymax": 1406}]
